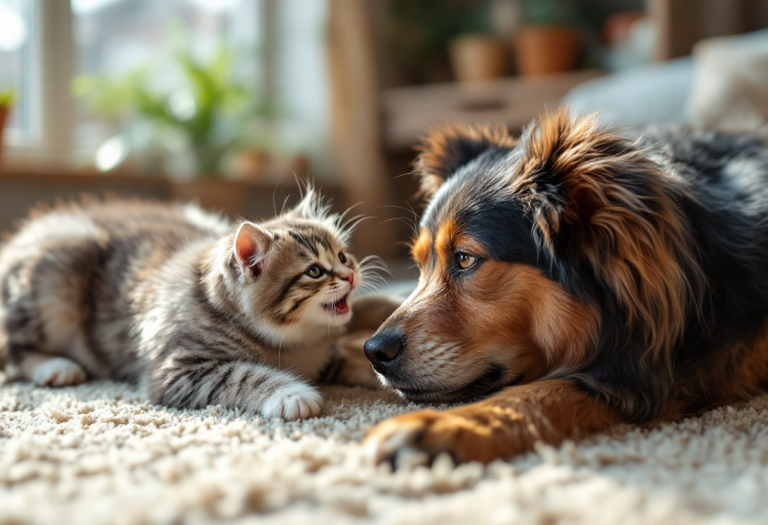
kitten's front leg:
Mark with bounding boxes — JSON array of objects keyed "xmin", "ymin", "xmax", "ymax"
[
  {"xmin": 17, "ymin": 352, "xmax": 87, "ymax": 387},
  {"xmin": 148, "ymin": 355, "xmax": 322, "ymax": 420}
]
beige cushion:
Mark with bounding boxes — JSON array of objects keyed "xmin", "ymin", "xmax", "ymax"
[{"xmin": 687, "ymin": 31, "xmax": 768, "ymax": 127}]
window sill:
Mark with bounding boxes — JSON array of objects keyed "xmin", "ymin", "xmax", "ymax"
[{"xmin": 0, "ymin": 166, "xmax": 343, "ymax": 229}]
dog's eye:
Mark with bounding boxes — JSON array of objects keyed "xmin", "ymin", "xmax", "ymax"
[
  {"xmin": 338, "ymin": 252, "xmax": 347, "ymax": 264},
  {"xmin": 306, "ymin": 265, "xmax": 323, "ymax": 278},
  {"xmin": 456, "ymin": 252, "xmax": 477, "ymax": 269}
]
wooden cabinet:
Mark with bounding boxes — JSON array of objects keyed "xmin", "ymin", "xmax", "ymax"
[{"xmin": 381, "ymin": 70, "xmax": 603, "ymax": 150}]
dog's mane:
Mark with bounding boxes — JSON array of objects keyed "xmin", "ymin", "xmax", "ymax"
[{"xmin": 509, "ymin": 110, "xmax": 706, "ymax": 371}]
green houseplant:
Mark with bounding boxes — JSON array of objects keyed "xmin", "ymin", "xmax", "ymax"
[
  {"xmin": 72, "ymin": 41, "xmax": 271, "ymax": 178},
  {"xmin": 0, "ymin": 90, "xmax": 15, "ymax": 165},
  {"xmin": 387, "ymin": 0, "xmax": 491, "ymax": 84},
  {"xmin": 514, "ymin": 0, "xmax": 581, "ymax": 76}
]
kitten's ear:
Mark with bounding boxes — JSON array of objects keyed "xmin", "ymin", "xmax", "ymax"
[{"xmin": 233, "ymin": 222, "xmax": 272, "ymax": 276}]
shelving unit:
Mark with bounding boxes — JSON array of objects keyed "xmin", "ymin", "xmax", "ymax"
[
  {"xmin": 380, "ymin": 70, "xmax": 603, "ymax": 150},
  {"xmin": 0, "ymin": 169, "xmax": 343, "ymax": 235}
]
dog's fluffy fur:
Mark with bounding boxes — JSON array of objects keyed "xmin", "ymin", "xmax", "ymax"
[{"xmin": 364, "ymin": 109, "xmax": 768, "ymax": 464}]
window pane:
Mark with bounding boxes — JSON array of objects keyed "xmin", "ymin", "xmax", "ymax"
[
  {"xmin": 0, "ymin": 0, "xmax": 39, "ymax": 139},
  {"xmin": 72, "ymin": 0, "xmax": 260, "ymax": 151}
]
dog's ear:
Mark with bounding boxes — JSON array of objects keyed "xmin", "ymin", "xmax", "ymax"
[
  {"xmin": 513, "ymin": 109, "xmax": 703, "ymax": 363},
  {"xmin": 414, "ymin": 124, "xmax": 517, "ymax": 199},
  {"xmin": 513, "ymin": 110, "xmax": 662, "ymax": 253}
]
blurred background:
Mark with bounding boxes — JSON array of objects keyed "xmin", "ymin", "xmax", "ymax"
[{"xmin": 1, "ymin": 0, "xmax": 768, "ymax": 278}]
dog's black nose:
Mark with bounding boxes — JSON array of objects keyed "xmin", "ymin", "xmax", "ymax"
[{"xmin": 364, "ymin": 330, "xmax": 404, "ymax": 370}]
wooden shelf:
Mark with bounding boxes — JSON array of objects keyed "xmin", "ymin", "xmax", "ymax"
[
  {"xmin": 381, "ymin": 70, "xmax": 603, "ymax": 150},
  {"xmin": 0, "ymin": 169, "xmax": 343, "ymax": 235}
]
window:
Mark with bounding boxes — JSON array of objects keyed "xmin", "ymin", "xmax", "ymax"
[
  {"xmin": 0, "ymin": 0, "xmax": 40, "ymax": 142},
  {"xmin": 1, "ymin": 0, "xmax": 330, "ymax": 177},
  {"xmin": 72, "ymin": 0, "xmax": 261, "ymax": 150}
]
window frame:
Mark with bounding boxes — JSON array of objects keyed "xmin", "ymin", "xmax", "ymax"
[
  {"xmin": 4, "ymin": 0, "xmax": 76, "ymax": 168},
  {"xmin": 3, "ymin": 0, "xmax": 323, "ymax": 174}
]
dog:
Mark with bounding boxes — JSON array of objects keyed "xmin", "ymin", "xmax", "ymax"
[{"xmin": 363, "ymin": 109, "xmax": 768, "ymax": 464}]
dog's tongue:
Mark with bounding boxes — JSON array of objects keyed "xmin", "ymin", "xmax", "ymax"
[{"xmin": 334, "ymin": 296, "xmax": 349, "ymax": 314}]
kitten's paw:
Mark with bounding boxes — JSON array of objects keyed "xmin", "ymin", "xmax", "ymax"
[
  {"xmin": 32, "ymin": 357, "xmax": 87, "ymax": 387},
  {"xmin": 261, "ymin": 382, "xmax": 322, "ymax": 420}
]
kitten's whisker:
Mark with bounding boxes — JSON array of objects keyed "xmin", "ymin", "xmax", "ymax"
[
  {"xmin": 358, "ymin": 257, "xmax": 392, "ymax": 278},
  {"xmin": 278, "ymin": 331, "xmax": 287, "ymax": 370},
  {"xmin": 360, "ymin": 266, "xmax": 387, "ymax": 273},
  {"xmin": 361, "ymin": 271, "xmax": 386, "ymax": 280},
  {"xmin": 279, "ymin": 195, "xmax": 291, "ymax": 217},
  {"xmin": 357, "ymin": 272, "xmax": 389, "ymax": 292},
  {"xmin": 406, "ymin": 202, "xmax": 420, "ymax": 232},
  {"xmin": 338, "ymin": 214, "xmax": 372, "ymax": 243},
  {"xmin": 336, "ymin": 203, "xmax": 364, "ymax": 228},
  {"xmin": 359, "ymin": 264, "xmax": 390, "ymax": 273},
  {"xmin": 272, "ymin": 186, "xmax": 278, "ymax": 218},
  {"xmin": 359, "ymin": 255, "xmax": 389, "ymax": 267},
  {"xmin": 360, "ymin": 280, "xmax": 387, "ymax": 291},
  {"xmin": 374, "ymin": 204, "xmax": 421, "ymax": 236},
  {"xmin": 360, "ymin": 273, "xmax": 389, "ymax": 286},
  {"xmin": 340, "ymin": 214, "xmax": 368, "ymax": 236},
  {"xmin": 363, "ymin": 272, "xmax": 388, "ymax": 281},
  {"xmin": 389, "ymin": 170, "xmax": 418, "ymax": 181},
  {"xmin": 377, "ymin": 217, "xmax": 413, "ymax": 229}
]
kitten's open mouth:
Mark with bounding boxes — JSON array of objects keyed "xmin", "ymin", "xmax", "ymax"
[{"xmin": 323, "ymin": 293, "xmax": 350, "ymax": 315}]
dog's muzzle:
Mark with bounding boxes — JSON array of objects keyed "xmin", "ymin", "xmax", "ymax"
[{"xmin": 363, "ymin": 329, "xmax": 405, "ymax": 375}]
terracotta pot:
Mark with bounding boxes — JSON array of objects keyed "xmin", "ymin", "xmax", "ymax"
[
  {"xmin": 0, "ymin": 106, "xmax": 9, "ymax": 166},
  {"xmin": 449, "ymin": 34, "xmax": 509, "ymax": 82},
  {"xmin": 170, "ymin": 179, "xmax": 249, "ymax": 217},
  {"xmin": 514, "ymin": 26, "xmax": 581, "ymax": 77},
  {"xmin": 602, "ymin": 11, "xmax": 646, "ymax": 47},
  {"xmin": 229, "ymin": 150, "xmax": 271, "ymax": 181}
]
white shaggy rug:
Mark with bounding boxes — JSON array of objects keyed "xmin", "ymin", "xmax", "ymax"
[{"xmin": 2, "ymin": 381, "xmax": 768, "ymax": 525}]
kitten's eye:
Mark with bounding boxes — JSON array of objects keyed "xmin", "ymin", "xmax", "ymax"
[
  {"xmin": 456, "ymin": 252, "xmax": 477, "ymax": 270},
  {"xmin": 306, "ymin": 265, "xmax": 323, "ymax": 278},
  {"xmin": 338, "ymin": 252, "xmax": 347, "ymax": 264}
]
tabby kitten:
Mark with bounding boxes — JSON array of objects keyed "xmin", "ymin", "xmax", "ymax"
[{"xmin": 0, "ymin": 191, "xmax": 384, "ymax": 420}]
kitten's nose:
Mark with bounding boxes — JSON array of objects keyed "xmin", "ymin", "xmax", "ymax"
[
  {"xmin": 344, "ymin": 272, "xmax": 354, "ymax": 286},
  {"xmin": 364, "ymin": 329, "xmax": 404, "ymax": 372}
]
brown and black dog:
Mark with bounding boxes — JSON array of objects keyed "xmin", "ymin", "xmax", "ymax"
[{"xmin": 363, "ymin": 109, "xmax": 768, "ymax": 464}]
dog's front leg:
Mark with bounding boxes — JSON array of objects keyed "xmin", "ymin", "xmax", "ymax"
[{"xmin": 364, "ymin": 379, "xmax": 621, "ymax": 464}]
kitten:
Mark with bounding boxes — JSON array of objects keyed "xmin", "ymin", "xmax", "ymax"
[{"xmin": 0, "ymin": 191, "xmax": 389, "ymax": 420}]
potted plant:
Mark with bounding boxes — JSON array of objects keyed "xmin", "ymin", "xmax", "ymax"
[
  {"xmin": 514, "ymin": 0, "xmax": 581, "ymax": 76},
  {"xmin": 386, "ymin": 0, "xmax": 492, "ymax": 84},
  {"xmin": 73, "ymin": 38, "xmax": 277, "ymax": 214},
  {"xmin": 0, "ymin": 90, "xmax": 14, "ymax": 165},
  {"xmin": 449, "ymin": 33, "xmax": 509, "ymax": 82},
  {"xmin": 73, "ymin": 44, "xmax": 270, "ymax": 174}
]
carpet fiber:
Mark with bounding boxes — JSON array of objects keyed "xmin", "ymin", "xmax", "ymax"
[{"xmin": 1, "ymin": 381, "xmax": 768, "ymax": 524}]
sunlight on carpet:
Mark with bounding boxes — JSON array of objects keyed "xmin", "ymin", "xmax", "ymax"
[{"xmin": 1, "ymin": 381, "xmax": 768, "ymax": 524}]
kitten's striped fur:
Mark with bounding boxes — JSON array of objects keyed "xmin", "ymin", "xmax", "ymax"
[{"xmin": 0, "ymin": 191, "xmax": 390, "ymax": 420}]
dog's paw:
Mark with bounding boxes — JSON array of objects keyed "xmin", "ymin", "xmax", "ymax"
[
  {"xmin": 261, "ymin": 382, "xmax": 323, "ymax": 421},
  {"xmin": 364, "ymin": 409, "xmax": 518, "ymax": 465},
  {"xmin": 32, "ymin": 357, "xmax": 87, "ymax": 387}
]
